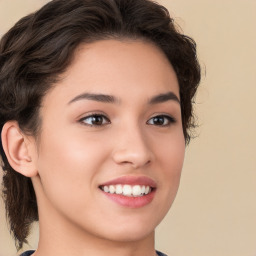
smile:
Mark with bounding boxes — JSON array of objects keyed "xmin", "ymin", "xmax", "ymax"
[
  {"xmin": 99, "ymin": 176, "xmax": 157, "ymax": 208},
  {"xmin": 99, "ymin": 184, "xmax": 152, "ymax": 197}
]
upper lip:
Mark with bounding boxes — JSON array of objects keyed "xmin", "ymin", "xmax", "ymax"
[{"xmin": 99, "ymin": 175, "xmax": 157, "ymax": 188}]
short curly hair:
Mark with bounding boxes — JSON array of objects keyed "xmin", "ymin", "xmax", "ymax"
[{"xmin": 0, "ymin": 0, "xmax": 201, "ymax": 250}]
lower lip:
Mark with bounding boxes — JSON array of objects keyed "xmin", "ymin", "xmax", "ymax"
[{"xmin": 101, "ymin": 190, "xmax": 156, "ymax": 208}]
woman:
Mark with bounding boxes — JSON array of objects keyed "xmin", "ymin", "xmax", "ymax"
[{"xmin": 0, "ymin": 0, "xmax": 200, "ymax": 255}]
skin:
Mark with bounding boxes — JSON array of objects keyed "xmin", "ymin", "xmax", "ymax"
[{"xmin": 3, "ymin": 39, "xmax": 185, "ymax": 256}]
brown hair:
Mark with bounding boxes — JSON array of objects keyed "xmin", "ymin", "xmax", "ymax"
[{"xmin": 0, "ymin": 0, "xmax": 200, "ymax": 250}]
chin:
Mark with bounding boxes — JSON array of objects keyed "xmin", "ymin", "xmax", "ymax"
[
  {"xmin": 105, "ymin": 227, "xmax": 155, "ymax": 243},
  {"xmin": 102, "ymin": 217, "xmax": 158, "ymax": 243}
]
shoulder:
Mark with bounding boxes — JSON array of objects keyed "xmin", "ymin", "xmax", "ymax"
[
  {"xmin": 19, "ymin": 250, "xmax": 35, "ymax": 256},
  {"xmin": 156, "ymin": 250, "xmax": 168, "ymax": 256}
]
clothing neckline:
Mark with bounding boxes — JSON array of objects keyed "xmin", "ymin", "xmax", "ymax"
[{"xmin": 20, "ymin": 249, "xmax": 167, "ymax": 256}]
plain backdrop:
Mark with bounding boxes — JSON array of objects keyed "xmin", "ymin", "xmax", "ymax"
[{"xmin": 0, "ymin": 0, "xmax": 255, "ymax": 256}]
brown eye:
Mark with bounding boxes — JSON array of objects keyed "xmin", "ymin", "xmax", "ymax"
[
  {"xmin": 80, "ymin": 114, "xmax": 110, "ymax": 126},
  {"xmin": 147, "ymin": 115, "xmax": 176, "ymax": 126}
]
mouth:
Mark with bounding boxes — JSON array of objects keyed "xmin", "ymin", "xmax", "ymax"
[
  {"xmin": 98, "ymin": 176, "xmax": 157, "ymax": 208},
  {"xmin": 99, "ymin": 184, "xmax": 154, "ymax": 197}
]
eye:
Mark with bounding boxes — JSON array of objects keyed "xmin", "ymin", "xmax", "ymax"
[
  {"xmin": 79, "ymin": 114, "xmax": 110, "ymax": 126},
  {"xmin": 147, "ymin": 115, "xmax": 176, "ymax": 126}
]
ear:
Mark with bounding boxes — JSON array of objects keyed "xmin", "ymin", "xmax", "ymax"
[{"xmin": 1, "ymin": 121, "xmax": 38, "ymax": 177}]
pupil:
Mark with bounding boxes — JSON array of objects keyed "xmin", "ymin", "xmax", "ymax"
[
  {"xmin": 92, "ymin": 116, "xmax": 102, "ymax": 125},
  {"xmin": 153, "ymin": 116, "xmax": 164, "ymax": 125}
]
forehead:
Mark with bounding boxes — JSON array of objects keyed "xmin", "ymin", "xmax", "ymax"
[{"xmin": 42, "ymin": 39, "xmax": 179, "ymax": 108}]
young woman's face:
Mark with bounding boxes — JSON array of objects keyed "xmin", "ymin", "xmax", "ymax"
[{"xmin": 32, "ymin": 39, "xmax": 185, "ymax": 243}]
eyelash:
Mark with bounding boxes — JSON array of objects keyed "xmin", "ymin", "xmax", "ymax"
[
  {"xmin": 147, "ymin": 115, "xmax": 176, "ymax": 126},
  {"xmin": 79, "ymin": 113, "xmax": 110, "ymax": 127},
  {"xmin": 79, "ymin": 113, "xmax": 176, "ymax": 127}
]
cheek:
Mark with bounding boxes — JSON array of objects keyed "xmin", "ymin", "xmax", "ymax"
[
  {"xmin": 155, "ymin": 131, "xmax": 185, "ymax": 195},
  {"xmin": 35, "ymin": 129, "xmax": 110, "ymax": 211},
  {"xmin": 155, "ymin": 127, "xmax": 185, "ymax": 171}
]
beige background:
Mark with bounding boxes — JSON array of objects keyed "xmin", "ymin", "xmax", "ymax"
[{"xmin": 0, "ymin": 0, "xmax": 255, "ymax": 255}]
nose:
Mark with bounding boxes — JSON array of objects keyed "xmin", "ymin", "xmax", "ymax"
[{"xmin": 112, "ymin": 125, "xmax": 153, "ymax": 169}]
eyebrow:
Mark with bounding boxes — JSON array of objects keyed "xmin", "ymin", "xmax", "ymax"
[
  {"xmin": 68, "ymin": 91, "xmax": 180, "ymax": 105},
  {"xmin": 68, "ymin": 93, "xmax": 117, "ymax": 104},
  {"xmin": 149, "ymin": 92, "xmax": 180, "ymax": 104}
]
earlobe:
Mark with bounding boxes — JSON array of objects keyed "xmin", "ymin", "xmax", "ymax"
[{"xmin": 1, "ymin": 121, "xmax": 38, "ymax": 177}]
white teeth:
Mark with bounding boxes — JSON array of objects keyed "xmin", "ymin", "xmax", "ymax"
[
  {"xmin": 123, "ymin": 185, "xmax": 132, "ymax": 196},
  {"xmin": 132, "ymin": 185, "xmax": 142, "ymax": 196},
  {"xmin": 109, "ymin": 185, "xmax": 115, "ymax": 194},
  {"xmin": 141, "ymin": 185, "xmax": 146, "ymax": 194},
  {"xmin": 116, "ymin": 184, "xmax": 122, "ymax": 194},
  {"xmin": 100, "ymin": 184, "xmax": 152, "ymax": 197}
]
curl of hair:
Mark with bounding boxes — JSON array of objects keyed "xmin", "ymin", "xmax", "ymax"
[{"xmin": 0, "ymin": 0, "xmax": 200, "ymax": 250}]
